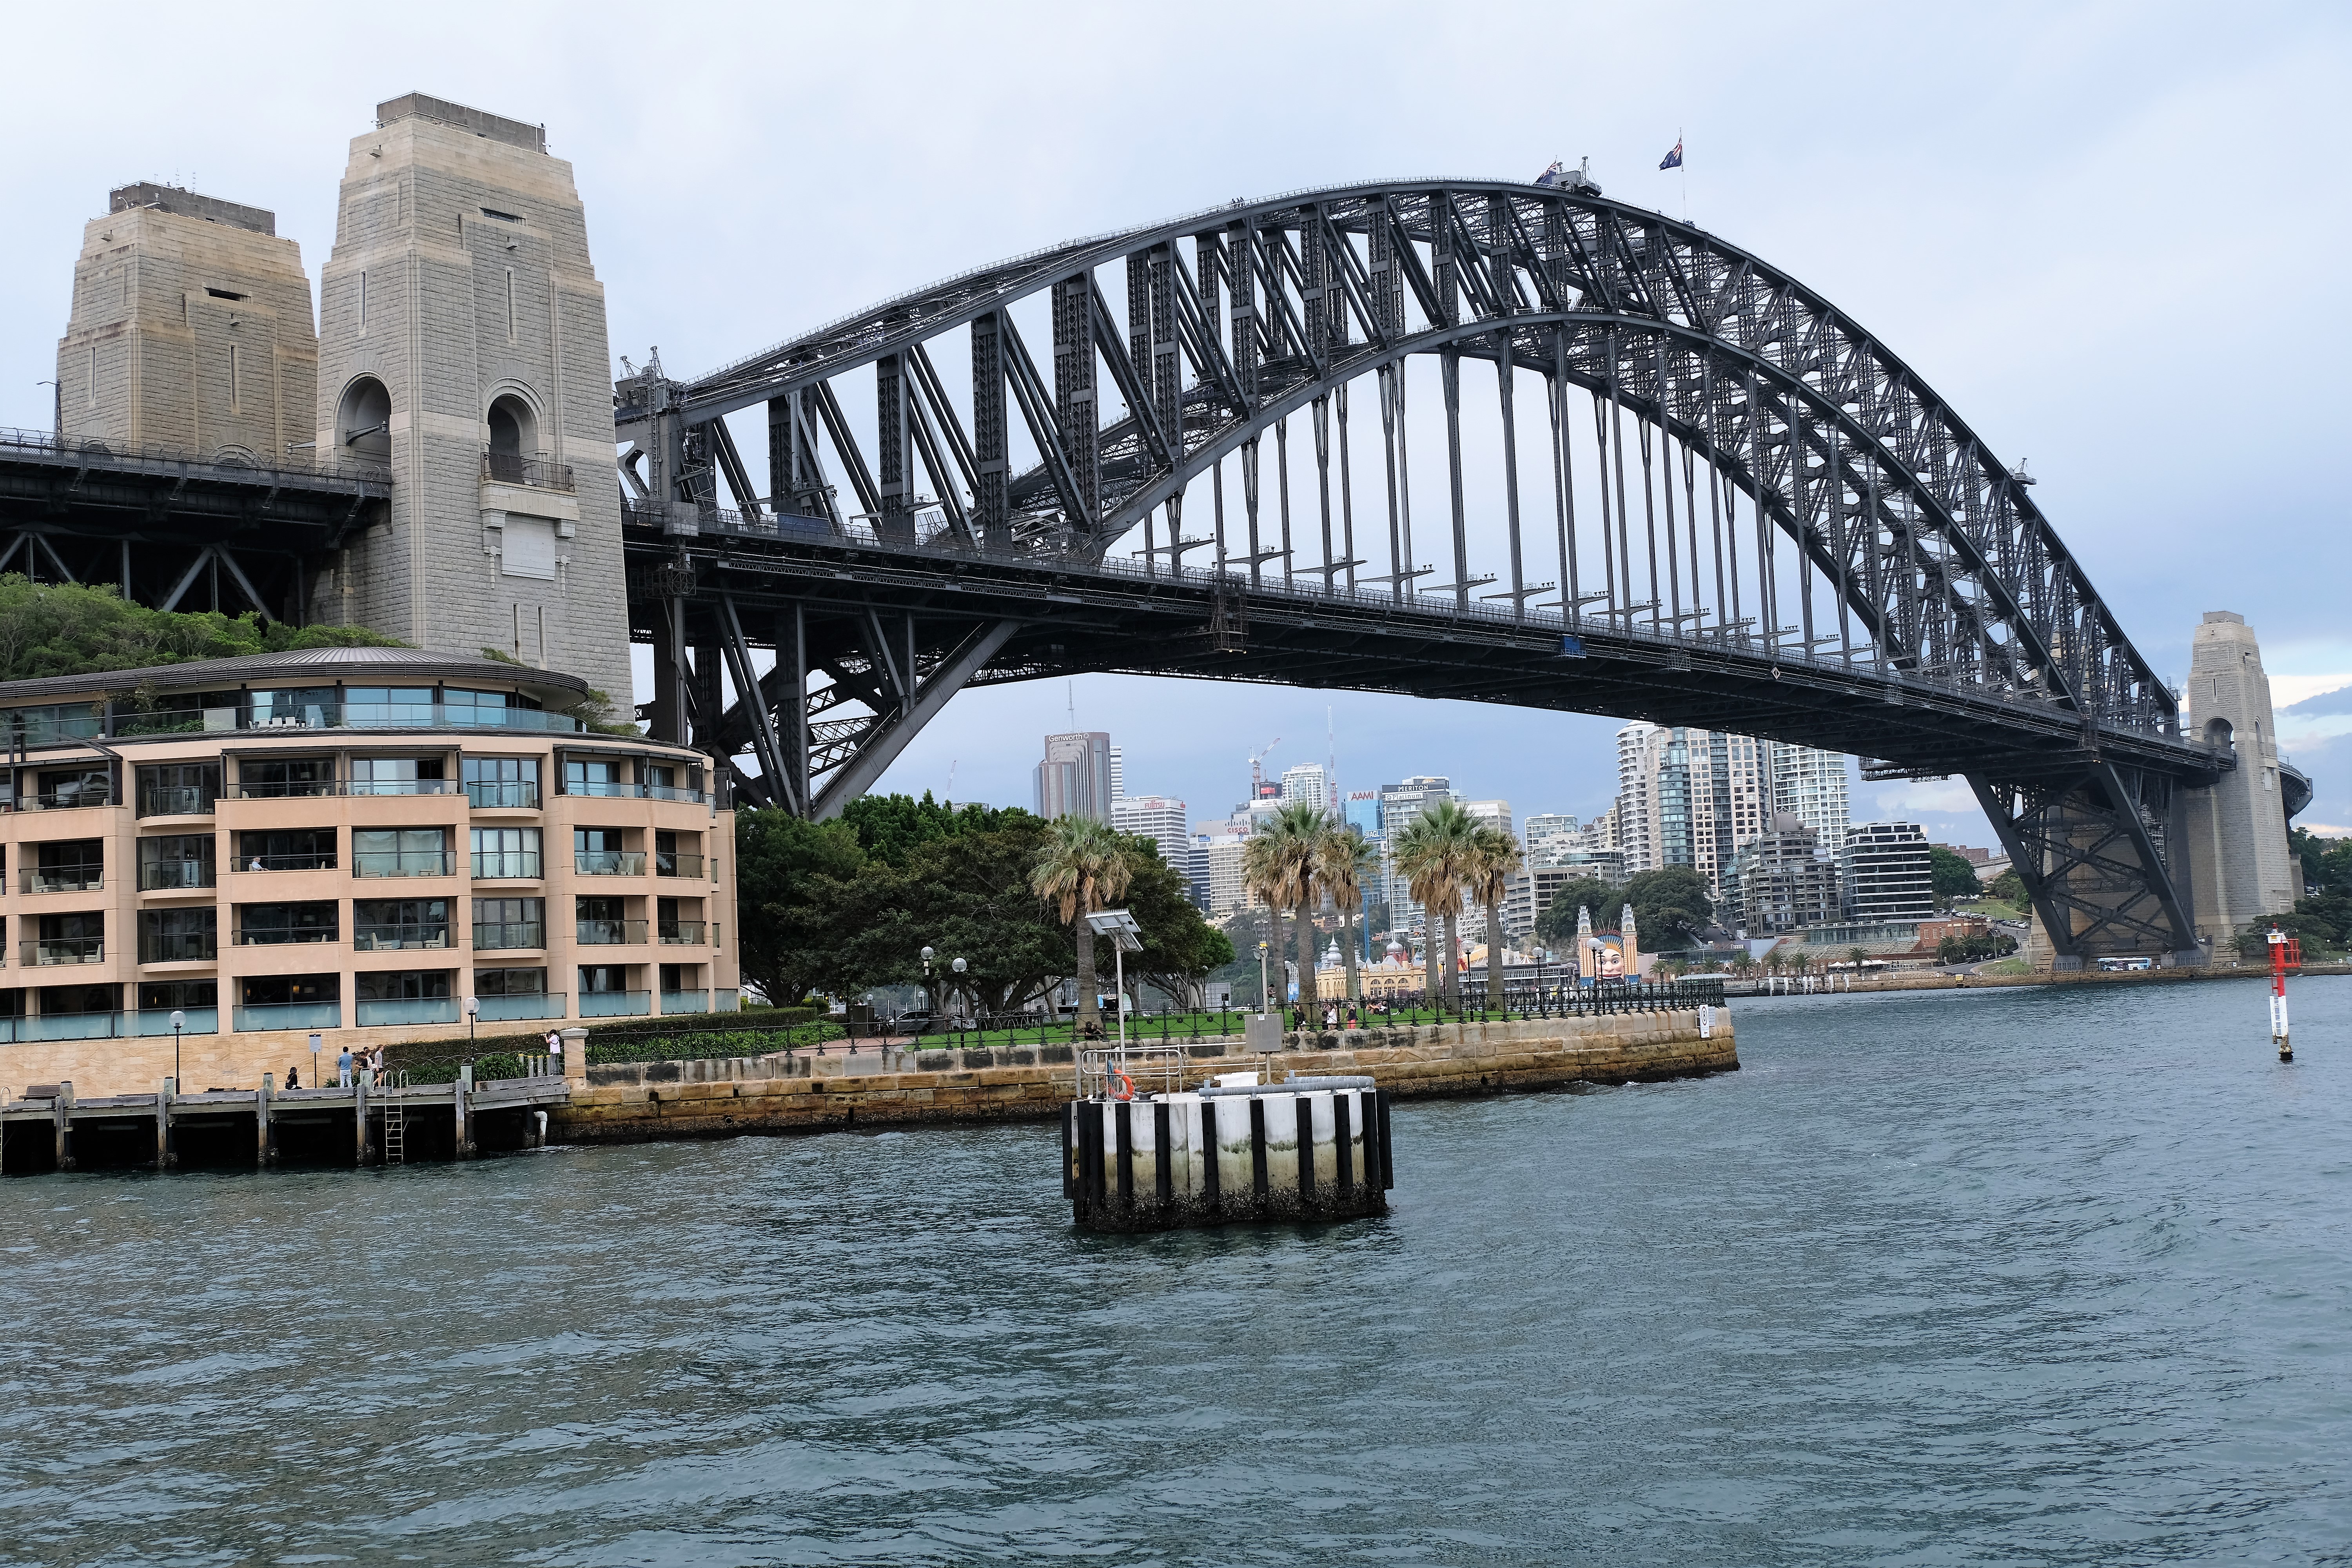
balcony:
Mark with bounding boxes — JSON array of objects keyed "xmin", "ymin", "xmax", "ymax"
[
  {"xmin": 355, "ymin": 996, "xmax": 461, "ymax": 1027},
  {"xmin": 229, "ymin": 781, "xmax": 343, "ymax": 800},
  {"xmin": 658, "ymin": 990, "xmax": 710, "ymax": 1015},
  {"xmin": 353, "ymin": 850, "xmax": 456, "ymax": 878},
  {"xmin": 576, "ymin": 918, "xmax": 648, "ymax": 946},
  {"xmin": 657, "ymin": 922, "xmax": 706, "ymax": 946},
  {"xmin": 471, "ymin": 851, "xmax": 543, "ymax": 880},
  {"xmin": 22, "ymin": 938, "xmax": 104, "ymax": 966},
  {"xmin": 352, "ymin": 926, "xmax": 453, "ymax": 953},
  {"xmin": 140, "ymin": 861, "xmax": 216, "ymax": 891},
  {"xmin": 655, "ymin": 852, "xmax": 706, "ymax": 879},
  {"xmin": 466, "ymin": 781, "xmax": 541, "ymax": 809},
  {"xmin": 234, "ymin": 926, "xmax": 339, "ymax": 947},
  {"xmin": 574, "ymin": 850, "xmax": 646, "ymax": 877},
  {"xmin": 233, "ymin": 1000, "xmax": 341, "ymax": 1032},
  {"xmin": 21, "ymin": 867, "xmax": 102, "ymax": 895},
  {"xmin": 138, "ymin": 786, "xmax": 217, "ymax": 817},
  {"xmin": 578, "ymin": 989, "xmax": 650, "ymax": 1018},
  {"xmin": 350, "ymin": 779, "xmax": 457, "ymax": 797},
  {"xmin": 480, "ymin": 450, "xmax": 576, "ymax": 492},
  {"xmin": 138, "ymin": 932, "xmax": 218, "ymax": 964},
  {"xmin": 475, "ymin": 991, "xmax": 567, "ymax": 1022},
  {"xmin": 562, "ymin": 780, "xmax": 642, "ymax": 799},
  {"xmin": 643, "ymin": 784, "xmax": 703, "ymax": 804},
  {"xmin": 473, "ymin": 921, "xmax": 544, "ymax": 951},
  {"xmin": 2, "ymin": 1011, "xmax": 121, "ymax": 1042},
  {"xmin": 233, "ymin": 853, "xmax": 338, "ymax": 873},
  {"xmin": 17, "ymin": 788, "xmax": 114, "ymax": 811}
]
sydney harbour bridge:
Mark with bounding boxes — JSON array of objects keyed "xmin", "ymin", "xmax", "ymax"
[{"xmin": 610, "ymin": 176, "xmax": 2235, "ymax": 967}]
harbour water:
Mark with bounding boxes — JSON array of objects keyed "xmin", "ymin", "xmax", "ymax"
[{"xmin": 3, "ymin": 978, "xmax": 2347, "ymax": 1565}]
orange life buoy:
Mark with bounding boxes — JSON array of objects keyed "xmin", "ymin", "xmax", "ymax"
[{"xmin": 1111, "ymin": 1069, "xmax": 1135, "ymax": 1101}]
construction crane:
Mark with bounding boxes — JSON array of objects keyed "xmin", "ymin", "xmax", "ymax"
[{"xmin": 1249, "ymin": 737, "xmax": 1281, "ymax": 801}]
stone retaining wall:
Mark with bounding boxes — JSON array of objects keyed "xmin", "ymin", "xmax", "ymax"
[{"xmin": 553, "ymin": 1009, "xmax": 1737, "ymax": 1144}]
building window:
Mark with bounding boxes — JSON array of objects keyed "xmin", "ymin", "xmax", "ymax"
[
  {"xmin": 237, "ymin": 755, "xmax": 336, "ymax": 800},
  {"xmin": 139, "ymin": 979, "xmax": 218, "ymax": 1013},
  {"xmin": 240, "ymin": 829, "xmax": 337, "ymax": 873},
  {"xmin": 136, "ymin": 762, "xmax": 221, "ymax": 816},
  {"xmin": 358, "ymin": 270, "xmax": 366, "ymax": 334},
  {"xmin": 505, "ymin": 268, "xmax": 516, "ymax": 343},
  {"xmin": 470, "ymin": 826, "xmax": 541, "ymax": 879},
  {"xmin": 228, "ymin": 343, "xmax": 240, "ymax": 414},
  {"xmin": 236, "ymin": 902, "xmax": 339, "ymax": 946},
  {"xmin": 140, "ymin": 834, "xmax": 215, "ymax": 891},
  {"xmin": 139, "ymin": 907, "xmax": 218, "ymax": 964},
  {"xmin": 474, "ymin": 966, "xmax": 546, "ymax": 996},
  {"xmin": 355, "ymin": 969, "xmax": 452, "ymax": 1002},
  {"xmin": 463, "ymin": 756, "xmax": 538, "ymax": 809},
  {"xmin": 353, "ymin": 827, "xmax": 451, "ymax": 878},
  {"xmin": 579, "ymin": 964, "xmax": 632, "ymax": 994},
  {"xmin": 474, "ymin": 897, "xmax": 544, "ymax": 951},
  {"xmin": 351, "ymin": 757, "xmax": 449, "ymax": 796},
  {"xmin": 354, "ymin": 898, "xmax": 450, "ymax": 951},
  {"xmin": 87, "ymin": 345, "xmax": 97, "ymax": 407}
]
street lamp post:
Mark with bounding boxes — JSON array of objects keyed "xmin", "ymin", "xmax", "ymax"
[
  {"xmin": 1084, "ymin": 910, "xmax": 1144, "ymax": 1053},
  {"xmin": 1258, "ymin": 940, "xmax": 1270, "ymax": 1014},
  {"xmin": 920, "ymin": 945, "xmax": 935, "ymax": 1021}
]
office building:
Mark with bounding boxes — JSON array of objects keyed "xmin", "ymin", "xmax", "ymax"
[
  {"xmin": 1842, "ymin": 822, "xmax": 1935, "ymax": 922},
  {"xmin": 1200, "ymin": 833, "xmax": 1250, "ymax": 916},
  {"xmin": 1034, "ymin": 731, "xmax": 1113, "ymax": 821},
  {"xmin": 1280, "ymin": 763, "xmax": 1331, "ymax": 812},
  {"xmin": 1109, "ymin": 746, "xmax": 1125, "ymax": 802},
  {"xmin": 1111, "ymin": 795, "xmax": 1189, "ymax": 868}
]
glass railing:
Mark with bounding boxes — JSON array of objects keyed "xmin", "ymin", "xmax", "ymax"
[
  {"xmin": 234, "ymin": 1000, "xmax": 341, "ymax": 1031},
  {"xmin": 475, "ymin": 991, "xmax": 567, "ymax": 1022},
  {"xmin": 654, "ymin": 853, "xmax": 706, "ymax": 878},
  {"xmin": 234, "ymin": 926, "xmax": 339, "ymax": 946},
  {"xmin": 133, "ymin": 1007, "xmax": 219, "ymax": 1037},
  {"xmin": 471, "ymin": 851, "xmax": 542, "ymax": 880},
  {"xmin": 714, "ymin": 991, "xmax": 740, "ymax": 1013},
  {"xmin": 12, "ymin": 1011, "xmax": 121, "ymax": 1041},
  {"xmin": 562, "ymin": 780, "xmax": 641, "ymax": 798},
  {"xmin": 574, "ymin": 851, "xmax": 645, "ymax": 876},
  {"xmin": 352, "ymin": 926, "xmax": 453, "ymax": 952},
  {"xmin": 349, "ymin": 779, "xmax": 456, "ymax": 796},
  {"xmin": 658, "ymin": 990, "xmax": 710, "ymax": 1015},
  {"xmin": 140, "ymin": 860, "xmax": 215, "ymax": 890},
  {"xmin": 138, "ymin": 932, "xmax": 217, "ymax": 963},
  {"xmin": 643, "ymin": 784, "xmax": 704, "ymax": 803},
  {"xmin": 353, "ymin": 851, "xmax": 455, "ymax": 878},
  {"xmin": 18, "ymin": 717, "xmax": 103, "ymax": 747},
  {"xmin": 230, "ymin": 781, "xmax": 342, "ymax": 799},
  {"xmin": 22, "ymin": 938, "xmax": 104, "ymax": 965},
  {"xmin": 576, "ymin": 918, "xmax": 648, "ymax": 946},
  {"xmin": 466, "ymin": 781, "xmax": 540, "ymax": 809},
  {"xmin": 21, "ymin": 867, "xmax": 102, "ymax": 894},
  {"xmin": 138, "ymin": 786, "xmax": 217, "ymax": 817},
  {"xmin": 355, "ymin": 996, "xmax": 461, "ymax": 1026},
  {"xmin": 657, "ymin": 922, "xmax": 706, "ymax": 945},
  {"xmin": 232, "ymin": 853, "xmax": 338, "ymax": 873},
  {"xmin": 473, "ymin": 922, "xmax": 544, "ymax": 951},
  {"xmin": 578, "ymin": 989, "xmax": 651, "ymax": 1018},
  {"xmin": 19, "ymin": 789, "xmax": 114, "ymax": 811}
]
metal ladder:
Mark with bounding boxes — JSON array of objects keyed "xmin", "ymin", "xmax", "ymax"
[{"xmin": 380, "ymin": 1085, "xmax": 406, "ymax": 1165}]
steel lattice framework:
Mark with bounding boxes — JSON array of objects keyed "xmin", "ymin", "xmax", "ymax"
[{"xmin": 615, "ymin": 178, "xmax": 2227, "ymax": 964}]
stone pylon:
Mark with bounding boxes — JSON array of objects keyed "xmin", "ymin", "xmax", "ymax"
[
  {"xmin": 2178, "ymin": 612, "xmax": 2297, "ymax": 954},
  {"xmin": 1576, "ymin": 904, "xmax": 1594, "ymax": 982},
  {"xmin": 312, "ymin": 94, "xmax": 630, "ymax": 704}
]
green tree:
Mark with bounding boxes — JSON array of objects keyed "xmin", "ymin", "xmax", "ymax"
[
  {"xmin": 1395, "ymin": 799, "xmax": 1480, "ymax": 1003},
  {"xmin": 1245, "ymin": 802, "xmax": 1326, "ymax": 1011},
  {"xmin": 1929, "ymin": 846, "xmax": 1984, "ymax": 901},
  {"xmin": 1987, "ymin": 868, "xmax": 2029, "ymax": 908},
  {"xmin": 1622, "ymin": 867, "xmax": 1714, "ymax": 950},
  {"xmin": 0, "ymin": 574, "xmax": 401, "ymax": 682},
  {"xmin": 840, "ymin": 791, "xmax": 1031, "ymax": 866},
  {"xmin": 733, "ymin": 809, "xmax": 868, "ymax": 1005},
  {"xmin": 1029, "ymin": 816, "xmax": 1133, "ymax": 1029},
  {"xmin": 1534, "ymin": 876, "xmax": 1624, "ymax": 947},
  {"xmin": 1466, "ymin": 822, "xmax": 1523, "ymax": 1009}
]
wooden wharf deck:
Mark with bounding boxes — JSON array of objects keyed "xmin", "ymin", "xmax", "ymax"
[{"xmin": 0, "ymin": 1073, "xmax": 573, "ymax": 1173}]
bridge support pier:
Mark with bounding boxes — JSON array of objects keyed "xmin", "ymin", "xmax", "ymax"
[
  {"xmin": 2176, "ymin": 612, "xmax": 2298, "ymax": 955},
  {"xmin": 1972, "ymin": 765, "xmax": 2202, "ymax": 968}
]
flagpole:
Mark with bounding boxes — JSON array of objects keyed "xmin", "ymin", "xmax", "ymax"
[{"xmin": 1680, "ymin": 126, "xmax": 1688, "ymax": 221}]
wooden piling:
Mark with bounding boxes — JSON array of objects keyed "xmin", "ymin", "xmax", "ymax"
[
  {"xmin": 454, "ymin": 1066, "xmax": 475, "ymax": 1159},
  {"xmin": 54, "ymin": 1082, "xmax": 74, "ymax": 1172},
  {"xmin": 155, "ymin": 1078, "xmax": 177, "ymax": 1169},
  {"xmin": 354, "ymin": 1078, "xmax": 370, "ymax": 1165},
  {"xmin": 257, "ymin": 1074, "xmax": 276, "ymax": 1167}
]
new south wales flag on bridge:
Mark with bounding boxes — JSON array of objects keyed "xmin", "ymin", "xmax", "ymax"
[{"xmin": 1659, "ymin": 139, "xmax": 1683, "ymax": 171}]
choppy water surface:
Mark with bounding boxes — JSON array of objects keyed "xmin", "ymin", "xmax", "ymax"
[{"xmin": 4, "ymin": 978, "xmax": 2349, "ymax": 1566}]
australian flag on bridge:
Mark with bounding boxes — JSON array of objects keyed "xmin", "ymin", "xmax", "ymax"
[{"xmin": 1659, "ymin": 139, "xmax": 1683, "ymax": 171}]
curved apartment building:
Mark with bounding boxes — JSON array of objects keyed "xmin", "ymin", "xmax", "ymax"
[{"xmin": 0, "ymin": 646, "xmax": 737, "ymax": 1089}]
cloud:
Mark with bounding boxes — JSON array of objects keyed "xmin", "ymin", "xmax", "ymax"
[{"xmin": 2271, "ymin": 673, "xmax": 2352, "ymax": 708}]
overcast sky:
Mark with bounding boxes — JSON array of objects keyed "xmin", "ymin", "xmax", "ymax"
[{"xmin": 5, "ymin": 1, "xmax": 2346, "ymax": 841}]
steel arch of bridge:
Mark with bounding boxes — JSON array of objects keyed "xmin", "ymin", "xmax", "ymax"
[{"xmin": 617, "ymin": 177, "xmax": 2225, "ymax": 964}]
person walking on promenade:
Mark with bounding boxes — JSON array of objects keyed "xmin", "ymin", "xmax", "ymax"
[
  {"xmin": 546, "ymin": 1029, "xmax": 563, "ymax": 1072},
  {"xmin": 336, "ymin": 1046, "xmax": 353, "ymax": 1088}
]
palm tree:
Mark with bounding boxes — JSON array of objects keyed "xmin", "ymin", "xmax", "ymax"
[
  {"xmin": 1029, "ymin": 815, "xmax": 1133, "ymax": 1031},
  {"xmin": 1314, "ymin": 820, "xmax": 1377, "ymax": 1002},
  {"xmin": 1240, "ymin": 832, "xmax": 1289, "ymax": 1011},
  {"xmin": 1270, "ymin": 800, "xmax": 1330, "ymax": 1012},
  {"xmin": 1466, "ymin": 823, "xmax": 1523, "ymax": 1014},
  {"xmin": 1394, "ymin": 799, "xmax": 1479, "ymax": 1005}
]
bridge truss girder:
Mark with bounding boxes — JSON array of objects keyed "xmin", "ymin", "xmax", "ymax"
[{"xmin": 617, "ymin": 178, "xmax": 2229, "ymax": 960}]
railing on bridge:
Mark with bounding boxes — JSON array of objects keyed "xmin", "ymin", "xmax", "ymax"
[{"xmin": 0, "ymin": 425, "xmax": 390, "ymax": 488}]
